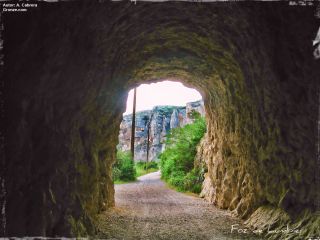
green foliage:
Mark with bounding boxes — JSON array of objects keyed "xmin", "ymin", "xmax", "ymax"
[
  {"xmin": 135, "ymin": 161, "xmax": 159, "ymax": 177},
  {"xmin": 113, "ymin": 152, "xmax": 160, "ymax": 182},
  {"xmin": 160, "ymin": 116, "xmax": 206, "ymax": 193},
  {"xmin": 112, "ymin": 151, "xmax": 136, "ymax": 181},
  {"xmin": 146, "ymin": 161, "xmax": 158, "ymax": 169},
  {"xmin": 187, "ymin": 109, "xmax": 201, "ymax": 120},
  {"xmin": 112, "ymin": 167, "xmax": 121, "ymax": 181},
  {"xmin": 136, "ymin": 161, "xmax": 158, "ymax": 170},
  {"xmin": 184, "ymin": 168, "xmax": 204, "ymax": 193}
]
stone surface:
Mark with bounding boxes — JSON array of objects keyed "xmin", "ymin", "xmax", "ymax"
[
  {"xmin": 1, "ymin": 2, "xmax": 319, "ymax": 238},
  {"xmin": 118, "ymin": 100, "xmax": 205, "ymax": 162}
]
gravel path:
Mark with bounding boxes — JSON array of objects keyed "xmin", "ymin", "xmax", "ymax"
[{"xmin": 96, "ymin": 171, "xmax": 264, "ymax": 240}]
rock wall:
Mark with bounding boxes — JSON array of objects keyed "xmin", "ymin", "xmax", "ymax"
[
  {"xmin": 118, "ymin": 100, "xmax": 205, "ymax": 161},
  {"xmin": 2, "ymin": 2, "xmax": 319, "ymax": 238}
]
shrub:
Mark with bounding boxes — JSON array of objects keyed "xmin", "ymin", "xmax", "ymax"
[
  {"xmin": 135, "ymin": 161, "xmax": 158, "ymax": 170},
  {"xmin": 160, "ymin": 115, "xmax": 206, "ymax": 193},
  {"xmin": 145, "ymin": 161, "xmax": 158, "ymax": 169},
  {"xmin": 168, "ymin": 171, "xmax": 185, "ymax": 191},
  {"xmin": 113, "ymin": 151, "xmax": 136, "ymax": 181},
  {"xmin": 112, "ymin": 167, "xmax": 121, "ymax": 181},
  {"xmin": 184, "ymin": 168, "xmax": 204, "ymax": 193},
  {"xmin": 135, "ymin": 161, "xmax": 159, "ymax": 177}
]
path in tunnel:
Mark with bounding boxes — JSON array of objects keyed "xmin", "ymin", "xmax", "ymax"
[{"xmin": 96, "ymin": 171, "xmax": 263, "ymax": 240}]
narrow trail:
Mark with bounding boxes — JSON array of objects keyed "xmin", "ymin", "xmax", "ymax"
[{"xmin": 97, "ymin": 171, "xmax": 263, "ymax": 240}]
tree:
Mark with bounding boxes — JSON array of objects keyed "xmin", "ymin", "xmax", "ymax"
[
  {"xmin": 130, "ymin": 88, "xmax": 137, "ymax": 160},
  {"xmin": 146, "ymin": 113, "xmax": 154, "ymax": 169}
]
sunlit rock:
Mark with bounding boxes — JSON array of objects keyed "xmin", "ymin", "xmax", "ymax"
[{"xmin": 118, "ymin": 100, "xmax": 205, "ymax": 161}]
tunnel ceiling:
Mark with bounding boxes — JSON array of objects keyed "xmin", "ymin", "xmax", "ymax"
[{"xmin": 2, "ymin": 1, "xmax": 320, "ymax": 237}]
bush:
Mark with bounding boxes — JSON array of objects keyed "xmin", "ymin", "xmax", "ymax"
[
  {"xmin": 113, "ymin": 151, "xmax": 136, "ymax": 181},
  {"xmin": 184, "ymin": 168, "xmax": 204, "ymax": 193},
  {"xmin": 160, "ymin": 115, "xmax": 206, "ymax": 193},
  {"xmin": 112, "ymin": 167, "xmax": 121, "ymax": 181},
  {"xmin": 135, "ymin": 161, "xmax": 158, "ymax": 170},
  {"xmin": 135, "ymin": 161, "xmax": 159, "ymax": 177},
  {"xmin": 145, "ymin": 161, "xmax": 158, "ymax": 169},
  {"xmin": 168, "ymin": 171, "xmax": 185, "ymax": 191}
]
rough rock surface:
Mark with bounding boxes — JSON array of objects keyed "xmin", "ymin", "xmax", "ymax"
[
  {"xmin": 118, "ymin": 100, "xmax": 205, "ymax": 161},
  {"xmin": 2, "ymin": 1, "xmax": 319, "ymax": 238}
]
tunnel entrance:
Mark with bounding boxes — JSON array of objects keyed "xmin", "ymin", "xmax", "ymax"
[
  {"xmin": 2, "ymin": 1, "xmax": 319, "ymax": 238},
  {"xmin": 103, "ymin": 81, "xmax": 251, "ymax": 240},
  {"xmin": 113, "ymin": 80, "xmax": 206, "ymax": 188}
]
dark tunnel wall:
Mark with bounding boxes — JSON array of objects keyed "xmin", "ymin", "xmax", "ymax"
[{"xmin": 2, "ymin": 1, "xmax": 320, "ymax": 238}]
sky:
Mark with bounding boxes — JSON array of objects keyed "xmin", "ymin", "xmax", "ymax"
[{"xmin": 124, "ymin": 81, "xmax": 202, "ymax": 115}]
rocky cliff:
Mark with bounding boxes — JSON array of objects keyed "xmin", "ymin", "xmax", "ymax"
[{"xmin": 118, "ymin": 100, "xmax": 205, "ymax": 161}]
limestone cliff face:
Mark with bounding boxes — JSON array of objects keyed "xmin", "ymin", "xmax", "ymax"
[{"xmin": 118, "ymin": 100, "xmax": 205, "ymax": 161}]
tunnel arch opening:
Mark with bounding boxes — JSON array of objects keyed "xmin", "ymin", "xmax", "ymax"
[
  {"xmin": 114, "ymin": 80, "xmax": 206, "ymax": 187},
  {"xmin": 2, "ymin": 2, "xmax": 319, "ymax": 238}
]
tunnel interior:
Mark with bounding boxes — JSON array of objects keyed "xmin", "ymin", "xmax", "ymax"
[{"xmin": 2, "ymin": 1, "xmax": 320, "ymax": 238}]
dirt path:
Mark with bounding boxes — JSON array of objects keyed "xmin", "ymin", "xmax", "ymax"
[{"xmin": 97, "ymin": 171, "xmax": 263, "ymax": 240}]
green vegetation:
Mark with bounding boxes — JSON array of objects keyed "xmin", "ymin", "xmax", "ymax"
[
  {"xmin": 160, "ymin": 112, "xmax": 206, "ymax": 193},
  {"xmin": 113, "ymin": 111, "xmax": 205, "ymax": 191},
  {"xmin": 112, "ymin": 151, "xmax": 159, "ymax": 183},
  {"xmin": 135, "ymin": 161, "xmax": 159, "ymax": 177},
  {"xmin": 112, "ymin": 151, "xmax": 136, "ymax": 182}
]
